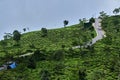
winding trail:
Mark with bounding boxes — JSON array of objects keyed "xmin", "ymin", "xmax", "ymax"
[
  {"xmin": 72, "ymin": 18, "xmax": 106, "ymax": 49},
  {"xmin": 91, "ymin": 18, "xmax": 106, "ymax": 44}
]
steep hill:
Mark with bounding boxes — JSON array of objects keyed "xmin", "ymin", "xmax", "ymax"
[{"xmin": 0, "ymin": 23, "xmax": 95, "ymax": 57}]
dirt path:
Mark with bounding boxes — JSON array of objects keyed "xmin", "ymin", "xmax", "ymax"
[{"xmin": 72, "ymin": 18, "xmax": 106, "ymax": 49}]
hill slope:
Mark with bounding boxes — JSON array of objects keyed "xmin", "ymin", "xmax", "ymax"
[
  {"xmin": 1, "ymin": 16, "xmax": 120, "ymax": 79},
  {"xmin": 0, "ymin": 24, "xmax": 95, "ymax": 57}
]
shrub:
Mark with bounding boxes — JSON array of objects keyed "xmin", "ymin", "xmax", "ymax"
[{"xmin": 53, "ymin": 50, "xmax": 65, "ymax": 61}]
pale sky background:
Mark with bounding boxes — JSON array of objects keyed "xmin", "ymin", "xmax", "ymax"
[{"xmin": 0, "ymin": 0, "xmax": 120, "ymax": 40}]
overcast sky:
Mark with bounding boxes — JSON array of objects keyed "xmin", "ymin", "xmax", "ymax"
[{"xmin": 0, "ymin": 0, "xmax": 120, "ymax": 40}]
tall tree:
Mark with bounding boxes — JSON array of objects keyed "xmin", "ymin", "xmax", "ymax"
[
  {"xmin": 63, "ymin": 20, "xmax": 69, "ymax": 27},
  {"xmin": 23, "ymin": 28, "xmax": 26, "ymax": 32},
  {"xmin": 41, "ymin": 28, "xmax": 48, "ymax": 37},
  {"xmin": 13, "ymin": 30, "xmax": 21, "ymax": 43},
  {"xmin": 89, "ymin": 17, "xmax": 95, "ymax": 23}
]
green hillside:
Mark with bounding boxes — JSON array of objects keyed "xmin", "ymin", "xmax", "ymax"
[
  {"xmin": 0, "ymin": 23, "xmax": 95, "ymax": 57},
  {"xmin": 20, "ymin": 24, "xmax": 93, "ymax": 50},
  {"xmin": 0, "ymin": 15, "xmax": 120, "ymax": 80}
]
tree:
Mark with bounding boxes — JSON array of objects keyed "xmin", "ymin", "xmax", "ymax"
[
  {"xmin": 41, "ymin": 28, "xmax": 48, "ymax": 37},
  {"xmin": 27, "ymin": 58, "xmax": 36, "ymax": 70},
  {"xmin": 113, "ymin": 8, "xmax": 120, "ymax": 15},
  {"xmin": 13, "ymin": 30, "xmax": 21, "ymax": 43},
  {"xmin": 53, "ymin": 50, "xmax": 65, "ymax": 61},
  {"xmin": 78, "ymin": 69, "xmax": 87, "ymax": 80},
  {"xmin": 89, "ymin": 17, "xmax": 95, "ymax": 23},
  {"xmin": 23, "ymin": 28, "xmax": 26, "ymax": 32},
  {"xmin": 79, "ymin": 19, "xmax": 84, "ymax": 26},
  {"xmin": 63, "ymin": 20, "xmax": 69, "ymax": 27},
  {"xmin": 99, "ymin": 11, "xmax": 108, "ymax": 19},
  {"xmin": 33, "ymin": 49, "xmax": 46, "ymax": 61},
  {"xmin": 79, "ymin": 18, "xmax": 87, "ymax": 28},
  {"xmin": 84, "ymin": 22, "xmax": 92, "ymax": 28}
]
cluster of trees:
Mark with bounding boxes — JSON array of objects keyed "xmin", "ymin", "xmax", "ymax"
[
  {"xmin": 82, "ymin": 17, "xmax": 95, "ymax": 32},
  {"xmin": 99, "ymin": 11, "xmax": 108, "ymax": 19},
  {"xmin": 79, "ymin": 17, "xmax": 95, "ymax": 28}
]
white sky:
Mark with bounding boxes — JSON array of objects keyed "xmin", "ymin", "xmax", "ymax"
[{"xmin": 0, "ymin": 0, "xmax": 120, "ymax": 40}]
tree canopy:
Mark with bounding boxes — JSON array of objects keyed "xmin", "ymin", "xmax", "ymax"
[{"xmin": 13, "ymin": 30, "xmax": 21, "ymax": 42}]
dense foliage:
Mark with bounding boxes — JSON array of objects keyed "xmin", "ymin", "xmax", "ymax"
[{"xmin": 1, "ymin": 15, "xmax": 120, "ymax": 80}]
